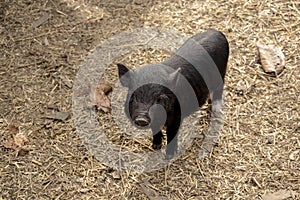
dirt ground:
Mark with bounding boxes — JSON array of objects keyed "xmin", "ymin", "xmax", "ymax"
[{"xmin": 0, "ymin": 0, "xmax": 299, "ymax": 199}]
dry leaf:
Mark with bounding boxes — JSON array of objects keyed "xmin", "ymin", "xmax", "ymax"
[
  {"xmin": 17, "ymin": 146, "xmax": 32, "ymax": 156},
  {"xmin": 139, "ymin": 181, "xmax": 168, "ymax": 200},
  {"xmin": 14, "ymin": 133, "xmax": 28, "ymax": 147},
  {"xmin": 89, "ymin": 83, "xmax": 112, "ymax": 113},
  {"xmin": 3, "ymin": 125, "xmax": 20, "ymax": 150},
  {"xmin": 257, "ymin": 41, "xmax": 285, "ymax": 75},
  {"xmin": 3, "ymin": 125, "xmax": 31, "ymax": 155},
  {"xmin": 31, "ymin": 13, "xmax": 52, "ymax": 28},
  {"xmin": 7, "ymin": 124, "xmax": 19, "ymax": 135},
  {"xmin": 99, "ymin": 83, "xmax": 113, "ymax": 95},
  {"xmin": 47, "ymin": 111, "xmax": 70, "ymax": 121},
  {"xmin": 3, "ymin": 140, "xmax": 19, "ymax": 150},
  {"xmin": 262, "ymin": 190, "xmax": 299, "ymax": 200},
  {"xmin": 139, "ymin": 184, "xmax": 157, "ymax": 200}
]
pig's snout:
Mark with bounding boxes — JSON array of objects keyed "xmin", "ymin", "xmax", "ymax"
[{"xmin": 134, "ymin": 114, "xmax": 151, "ymax": 128}]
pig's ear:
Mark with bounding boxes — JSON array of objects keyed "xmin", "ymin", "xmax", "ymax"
[
  {"xmin": 169, "ymin": 67, "xmax": 182, "ymax": 86},
  {"xmin": 117, "ymin": 63, "xmax": 133, "ymax": 87}
]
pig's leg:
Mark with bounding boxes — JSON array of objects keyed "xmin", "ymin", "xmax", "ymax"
[
  {"xmin": 165, "ymin": 116, "xmax": 181, "ymax": 159},
  {"xmin": 199, "ymin": 89, "xmax": 225, "ymax": 159},
  {"xmin": 152, "ymin": 130, "xmax": 163, "ymax": 150}
]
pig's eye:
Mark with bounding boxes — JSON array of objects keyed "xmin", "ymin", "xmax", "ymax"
[{"xmin": 156, "ymin": 94, "xmax": 168, "ymax": 104}]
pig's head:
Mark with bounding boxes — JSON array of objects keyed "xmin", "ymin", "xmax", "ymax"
[{"xmin": 117, "ymin": 63, "xmax": 181, "ymax": 130}]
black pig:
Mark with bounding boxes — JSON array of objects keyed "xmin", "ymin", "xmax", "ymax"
[{"xmin": 117, "ymin": 29, "xmax": 229, "ymax": 159}]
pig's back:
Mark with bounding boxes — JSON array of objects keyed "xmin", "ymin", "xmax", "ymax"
[
  {"xmin": 162, "ymin": 29, "xmax": 229, "ymax": 108},
  {"xmin": 192, "ymin": 29, "xmax": 229, "ymax": 79}
]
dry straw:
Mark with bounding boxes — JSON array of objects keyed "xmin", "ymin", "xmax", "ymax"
[{"xmin": 0, "ymin": 0, "xmax": 299, "ymax": 199}]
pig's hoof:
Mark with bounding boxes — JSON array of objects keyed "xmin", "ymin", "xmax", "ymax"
[
  {"xmin": 152, "ymin": 143, "xmax": 162, "ymax": 150},
  {"xmin": 165, "ymin": 149, "xmax": 177, "ymax": 160},
  {"xmin": 165, "ymin": 153, "xmax": 174, "ymax": 160}
]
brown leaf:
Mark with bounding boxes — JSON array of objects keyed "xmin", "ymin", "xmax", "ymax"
[
  {"xmin": 100, "ymin": 83, "xmax": 113, "ymax": 95},
  {"xmin": 3, "ymin": 125, "xmax": 31, "ymax": 155},
  {"xmin": 257, "ymin": 41, "xmax": 285, "ymax": 75},
  {"xmin": 262, "ymin": 190, "xmax": 299, "ymax": 200},
  {"xmin": 3, "ymin": 140, "xmax": 19, "ymax": 151},
  {"xmin": 14, "ymin": 133, "xmax": 28, "ymax": 147},
  {"xmin": 7, "ymin": 124, "xmax": 19, "ymax": 135},
  {"xmin": 89, "ymin": 83, "xmax": 112, "ymax": 113},
  {"xmin": 17, "ymin": 145, "xmax": 32, "ymax": 156},
  {"xmin": 3, "ymin": 125, "xmax": 20, "ymax": 150}
]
